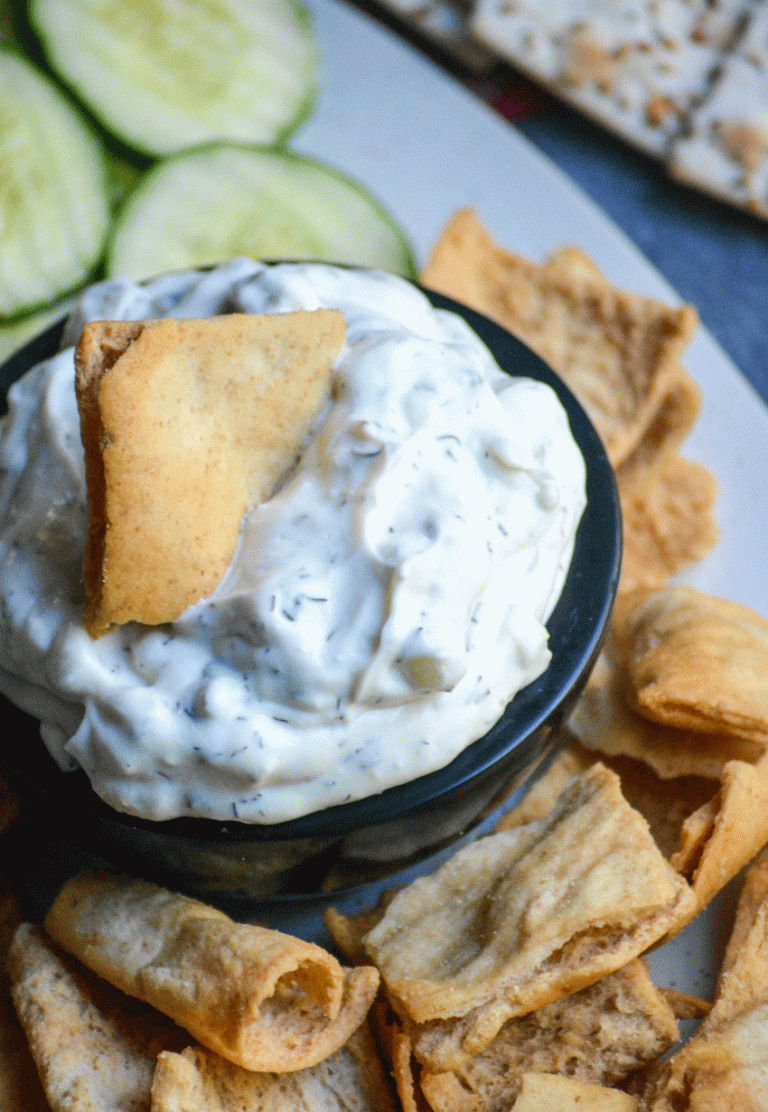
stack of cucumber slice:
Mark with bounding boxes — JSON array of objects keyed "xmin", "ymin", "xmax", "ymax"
[{"xmin": 0, "ymin": 0, "xmax": 415, "ymax": 361}]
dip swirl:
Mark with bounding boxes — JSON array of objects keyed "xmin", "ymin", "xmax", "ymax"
[{"xmin": 0, "ymin": 261, "xmax": 586, "ymax": 823}]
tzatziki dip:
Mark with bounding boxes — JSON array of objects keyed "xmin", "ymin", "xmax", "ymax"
[{"xmin": 0, "ymin": 260, "xmax": 586, "ymax": 824}]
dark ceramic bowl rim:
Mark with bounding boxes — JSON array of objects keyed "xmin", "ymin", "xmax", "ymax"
[{"xmin": 0, "ymin": 278, "xmax": 621, "ymax": 844}]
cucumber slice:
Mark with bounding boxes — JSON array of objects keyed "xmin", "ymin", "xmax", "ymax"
[
  {"xmin": 107, "ymin": 144, "xmax": 417, "ymax": 279},
  {"xmin": 0, "ymin": 49, "xmax": 110, "ymax": 318},
  {"xmin": 29, "ymin": 0, "xmax": 319, "ymax": 157}
]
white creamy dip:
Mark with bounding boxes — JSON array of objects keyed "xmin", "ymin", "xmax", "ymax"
[{"xmin": 0, "ymin": 260, "xmax": 586, "ymax": 823}]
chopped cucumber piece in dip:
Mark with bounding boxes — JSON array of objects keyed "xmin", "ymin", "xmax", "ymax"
[
  {"xmin": 0, "ymin": 49, "xmax": 109, "ymax": 318},
  {"xmin": 29, "ymin": 0, "xmax": 319, "ymax": 156},
  {"xmin": 107, "ymin": 144, "xmax": 416, "ymax": 278}
]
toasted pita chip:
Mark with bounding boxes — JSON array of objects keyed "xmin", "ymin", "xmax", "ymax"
[
  {"xmin": 0, "ymin": 894, "xmax": 50, "ymax": 1112},
  {"xmin": 668, "ymin": 753, "xmax": 768, "ymax": 933},
  {"xmin": 660, "ymin": 990, "xmax": 710, "ymax": 1022},
  {"xmin": 44, "ymin": 872, "xmax": 378, "ymax": 1073},
  {"xmin": 644, "ymin": 847, "xmax": 768, "ymax": 1110},
  {"xmin": 512, "ymin": 1072, "xmax": 638, "ymax": 1111},
  {"xmin": 614, "ymin": 586, "xmax": 768, "ymax": 742},
  {"xmin": 564, "ymin": 742, "xmax": 717, "ymax": 861},
  {"xmin": 494, "ymin": 743, "xmax": 595, "ymax": 831},
  {"xmin": 720, "ymin": 845, "xmax": 768, "ymax": 981},
  {"xmin": 420, "ymin": 209, "xmax": 698, "ymax": 469},
  {"xmin": 569, "ymin": 647, "xmax": 763, "ymax": 781},
  {"xmin": 617, "ymin": 454, "xmax": 719, "ymax": 593},
  {"xmin": 325, "ymin": 899, "xmax": 392, "ymax": 967},
  {"xmin": 150, "ymin": 1022, "xmax": 398, "ymax": 1112},
  {"xmin": 362, "ymin": 765, "xmax": 694, "ymax": 1057},
  {"xmin": 75, "ymin": 311, "xmax": 344, "ymax": 636},
  {"xmin": 9, "ymin": 921, "xmax": 189, "ymax": 1112},
  {"xmin": 414, "ymin": 959, "xmax": 678, "ymax": 1109}
]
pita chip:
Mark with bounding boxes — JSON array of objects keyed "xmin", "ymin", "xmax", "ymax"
[
  {"xmin": 0, "ymin": 894, "xmax": 50, "ymax": 1112},
  {"xmin": 414, "ymin": 959, "xmax": 678, "ymax": 1108},
  {"xmin": 8, "ymin": 921, "xmax": 189, "ymax": 1112},
  {"xmin": 44, "ymin": 871, "xmax": 378, "ymax": 1073},
  {"xmin": 150, "ymin": 1022, "xmax": 398, "ymax": 1112},
  {"xmin": 613, "ymin": 585, "xmax": 768, "ymax": 742},
  {"xmin": 362, "ymin": 765, "xmax": 694, "ymax": 1056},
  {"xmin": 643, "ymin": 846, "xmax": 768, "ymax": 1110},
  {"xmin": 75, "ymin": 310, "xmax": 344, "ymax": 636},
  {"xmin": 419, "ymin": 208, "xmax": 698, "ymax": 469},
  {"xmin": 617, "ymin": 454, "xmax": 719, "ymax": 593},
  {"xmin": 668, "ymin": 752, "xmax": 768, "ymax": 934},
  {"xmin": 512, "ymin": 1072, "xmax": 638, "ymax": 1111},
  {"xmin": 569, "ymin": 647, "xmax": 763, "ymax": 782}
]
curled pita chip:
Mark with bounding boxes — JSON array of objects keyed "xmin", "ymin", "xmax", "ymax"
[
  {"xmin": 44, "ymin": 872, "xmax": 378, "ymax": 1073},
  {"xmin": 420, "ymin": 208, "xmax": 698, "ymax": 469},
  {"xmin": 75, "ymin": 310, "xmax": 344, "ymax": 636},
  {"xmin": 614, "ymin": 586, "xmax": 768, "ymax": 742},
  {"xmin": 414, "ymin": 959, "xmax": 678, "ymax": 1108},
  {"xmin": 617, "ymin": 454, "xmax": 719, "ymax": 593},
  {"xmin": 8, "ymin": 921, "xmax": 188, "ymax": 1112},
  {"xmin": 512, "ymin": 1072, "xmax": 638, "ymax": 1111},
  {"xmin": 363, "ymin": 765, "xmax": 694, "ymax": 1056},
  {"xmin": 150, "ymin": 1023, "xmax": 398, "ymax": 1112}
]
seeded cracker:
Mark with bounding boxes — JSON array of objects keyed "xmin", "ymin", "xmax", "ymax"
[
  {"xmin": 362, "ymin": 764, "xmax": 694, "ymax": 1057},
  {"xmin": 669, "ymin": 4, "xmax": 768, "ymax": 217},
  {"xmin": 75, "ymin": 310, "xmax": 344, "ymax": 637},
  {"xmin": 44, "ymin": 872, "xmax": 378, "ymax": 1073},
  {"xmin": 468, "ymin": 0, "xmax": 741, "ymax": 157}
]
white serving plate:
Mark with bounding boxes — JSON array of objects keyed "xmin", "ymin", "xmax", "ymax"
[{"xmin": 280, "ymin": 0, "xmax": 768, "ymax": 1006}]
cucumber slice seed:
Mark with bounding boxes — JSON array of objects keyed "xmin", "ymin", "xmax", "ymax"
[
  {"xmin": 0, "ymin": 49, "xmax": 110, "ymax": 318},
  {"xmin": 29, "ymin": 0, "xmax": 319, "ymax": 157},
  {"xmin": 107, "ymin": 144, "xmax": 416, "ymax": 280}
]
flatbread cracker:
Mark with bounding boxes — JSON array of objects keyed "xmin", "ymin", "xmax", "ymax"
[
  {"xmin": 414, "ymin": 959, "xmax": 678, "ymax": 1108},
  {"xmin": 668, "ymin": 5, "xmax": 768, "ymax": 217},
  {"xmin": 150, "ymin": 1022, "xmax": 398, "ymax": 1112},
  {"xmin": 469, "ymin": 0, "xmax": 736, "ymax": 158},
  {"xmin": 75, "ymin": 311, "xmax": 344, "ymax": 636},
  {"xmin": 614, "ymin": 585, "xmax": 768, "ymax": 742},
  {"xmin": 362, "ymin": 765, "xmax": 694, "ymax": 1056},
  {"xmin": 44, "ymin": 871, "xmax": 378, "ymax": 1073},
  {"xmin": 420, "ymin": 209, "xmax": 698, "ymax": 469},
  {"xmin": 9, "ymin": 921, "xmax": 189, "ymax": 1112}
]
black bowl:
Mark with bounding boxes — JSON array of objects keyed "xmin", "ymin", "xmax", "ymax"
[{"xmin": 0, "ymin": 282, "xmax": 621, "ymax": 910}]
